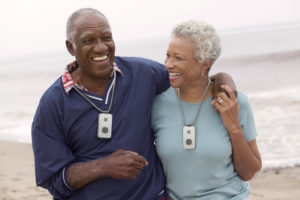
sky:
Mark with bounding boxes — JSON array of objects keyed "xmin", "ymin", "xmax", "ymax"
[{"xmin": 0, "ymin": 0, "xmax": 300, "ymax": 60}]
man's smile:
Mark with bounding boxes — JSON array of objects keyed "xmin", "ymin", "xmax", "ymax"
[{"xmin": 92, "ymin": 55, "xmax": 108, "ymax": 62}]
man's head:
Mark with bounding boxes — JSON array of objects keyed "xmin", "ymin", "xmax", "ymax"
[
  {"xmin": 66, "ymin": 8, "xmax": 107, "ymax": 42},
  {"xmin": 65, "ymin": 8, "xmax": 115, "ymax": 80}
]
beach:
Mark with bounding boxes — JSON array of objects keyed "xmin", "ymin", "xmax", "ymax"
[
  {"xmin": 0, "ymin": 141, "xmax": 50, "ymax": 200},
  {"xmin": 0, "ymin": 140, "xmax": 300, "ymax": 200},
  {"xmin": 1, "ymin": 23, "xmax": 300, "ymax": 199}
]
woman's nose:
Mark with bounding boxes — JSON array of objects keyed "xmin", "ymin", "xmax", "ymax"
[{"xmin": 165, "ymin": 58, "xmax": 175, "ymax": 69}]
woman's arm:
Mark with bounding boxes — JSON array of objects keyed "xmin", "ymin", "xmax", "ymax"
[{"xmin": 212, "ymin": 85, "xmax": 262, "ymax": 181}]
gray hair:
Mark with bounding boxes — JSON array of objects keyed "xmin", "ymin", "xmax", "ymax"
[
  {"xmin": 172, "ymin": 20, "xmax": 221, "ymax": 64},
  {"xmin": 66, "ymin": 8, "xmax": 107, "ymax": 41}
]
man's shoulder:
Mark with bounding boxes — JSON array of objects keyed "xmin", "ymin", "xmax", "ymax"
[
  {"xmin": 115, "ymin": 56, "xmax": 170, "ymax": 94},
  {"xmin": 40, "ymin": 76, "xmax": 65, "ymax": 103},
  {"xmin": 115, "ymin": 56, "xmax": 164, "ymax": 69}
]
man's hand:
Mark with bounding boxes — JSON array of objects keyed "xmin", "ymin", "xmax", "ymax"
[
  {"xmin": 67, "ymin": 149, "xmax": 148, "ymax": 189},
  {"xmin": 210, "ymin": 72, "xmax": 237, "ymax": 99},
  {"xmin": 102, "ymin": 150, "xmax": 148, "ymax": 179}
]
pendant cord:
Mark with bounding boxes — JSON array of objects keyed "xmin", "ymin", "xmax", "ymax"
[
  {"xmin": 73, "ymin": 69, "xmax": 116, "ymax": 113},
  {"xmin": 177, "ymin": 78, "xmax": 211, "ymax": 126}
]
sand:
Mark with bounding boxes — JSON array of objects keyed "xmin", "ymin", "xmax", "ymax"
[
  {"xmin": 0, "ymin": 141, "xmax": 50, "ymax": 200},
  {"xmin": 0, "ymin": 140, "xmax": 299, "ymax": 200},
  {"xmin": 250, "ymin": 167, "xmax": 300, "ymax": 200}
]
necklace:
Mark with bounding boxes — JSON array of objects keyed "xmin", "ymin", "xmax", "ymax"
[
  {"xmin": 73, "ymin": 69, "xmax": 116, "ymax": 139},
  {"xmin": 176, "ymin": 78, "xmax": 211, "ymax": 149}
]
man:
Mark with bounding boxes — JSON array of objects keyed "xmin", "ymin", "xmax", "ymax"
[{"xmin": 32, "ymin": 8, "xmax": 235, "ymax": 200}]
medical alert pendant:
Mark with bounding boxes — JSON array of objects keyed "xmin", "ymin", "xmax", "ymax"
[
  {"xmin": 97, "ymin": 113, "xmax": 113, "ymax": 139},
  {"xmin": 182, "ymin": 126, "xmax": 196, "ymax": 150}
]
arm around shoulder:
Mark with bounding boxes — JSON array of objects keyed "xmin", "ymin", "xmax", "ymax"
[{"xmin": 210, "ymin": 72, "xmax": 237, "ymax": 98}]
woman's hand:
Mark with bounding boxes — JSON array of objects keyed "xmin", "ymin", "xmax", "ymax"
[
  {"xmin": 212, "ymin": 85, "xmax": 262, "ymax": 180},
  {"xmin": 212, "ymin": 85, "xmax": 241, "ymax": 133}
]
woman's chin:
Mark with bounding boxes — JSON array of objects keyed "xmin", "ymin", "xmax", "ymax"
[{"xmin": 170, "ymin": 84, "xmax": 180, "ymax": 89}]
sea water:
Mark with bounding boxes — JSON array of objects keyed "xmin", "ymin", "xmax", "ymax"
[{"xmin": 1, "ymin": 23, "xmax": 300, "ymax": 169}]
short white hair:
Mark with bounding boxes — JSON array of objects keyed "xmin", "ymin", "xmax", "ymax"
[
  {"xmin": 172, "ymin": 20, "xmax": 221, "ymax": 64},
  {"xmin": 66, "ymin": 8, "xmax": 107, "ymax": 41}
]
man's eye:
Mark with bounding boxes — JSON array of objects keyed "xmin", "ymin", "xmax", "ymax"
[
  {"xmin": 103, "ymin": 36, "xmax": 112, "ymax": 41},
  {"xmin": 83, "ymin": 38, "xmax": 95, "ymax": 43}
]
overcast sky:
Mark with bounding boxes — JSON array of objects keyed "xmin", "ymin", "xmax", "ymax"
[{"xmin": 0, "ymin": 0, "xmax": 300, "ymax": 59}]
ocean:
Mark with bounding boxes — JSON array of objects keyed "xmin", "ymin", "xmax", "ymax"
[{"xmin": 1, "ymin": 22, "xmax": 300, "ymax": 170}]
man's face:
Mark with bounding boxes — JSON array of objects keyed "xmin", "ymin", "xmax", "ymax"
[{"xmin": 67, "ymin": 13, "xmax": 115, "ymax": 80}]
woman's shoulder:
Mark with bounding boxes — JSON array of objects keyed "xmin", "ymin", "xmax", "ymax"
[
  {"xmin": 237, "ymin": 91, "xmax": 250, "ymax": 106},
  {"xmin": 237, "ymin": 91, "xmax": 254, "ymax": 115},
  {"xmin": 153, "ymin": 87, "xmax": 177, "ymax": 110},
  {"xmin": 155, "ymin": 87, "xmax": 176, "ymax": 101}
]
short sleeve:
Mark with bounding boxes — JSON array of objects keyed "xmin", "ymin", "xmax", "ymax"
[
  {"xmin": 149, "ymin": 61, "xmax": 170, "ymax": 95},
  {"xmin": 238, "ymin": 92, "xmax": 258, "ymax": 142}
]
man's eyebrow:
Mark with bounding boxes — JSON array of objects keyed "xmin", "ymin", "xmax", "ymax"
[{"xmin": 79, "ymin": 32, "xmax": 94, "ymax": 39}]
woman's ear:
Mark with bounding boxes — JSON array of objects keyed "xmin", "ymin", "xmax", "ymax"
[
  {"xmin": 202, "ymin": 61, "xmax": 212, "ymax": 71},
  {"xmin": 66, "ymin": 40, "xmax": 75, "ymax": 56}
]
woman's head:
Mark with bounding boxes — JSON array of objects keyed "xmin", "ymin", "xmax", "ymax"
[
  {"xmin": 172, "ymin": 20, "xmax": 221, "ymax": 65},
  {"xmin": 165, "ymin": 20, "xmax": 221, "ymax": 89}
]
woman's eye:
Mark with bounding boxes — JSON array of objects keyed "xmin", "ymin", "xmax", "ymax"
[{"xmin": 176, "ymin": 56, "xmax": 183, "ymax": 61}]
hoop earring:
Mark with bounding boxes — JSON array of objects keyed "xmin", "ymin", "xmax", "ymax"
[{"xmin": 202, "ymin": 71, "xmax": 204, "ymax": 77}]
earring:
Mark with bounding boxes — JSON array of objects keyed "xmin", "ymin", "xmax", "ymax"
[{"xmin": 202, "ymin": 71, "xmax": 204, "ymax": 77}]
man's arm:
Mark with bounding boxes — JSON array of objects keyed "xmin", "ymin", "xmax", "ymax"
[
  {"xmin": 210, "ymin": 72, "xmax": 237, "ymax": 98},
  {"xmin": 33, "ymin": 96, "xmax": 148, "ymax": 198},
  {"xmin": 66, "ymin": 150, "xmax": 148, "ymax": 189}
]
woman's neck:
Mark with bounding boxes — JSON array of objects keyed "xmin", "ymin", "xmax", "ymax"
[{"xmin": 178, "ymin": 79, "xmax": 213, "ymax": 103}]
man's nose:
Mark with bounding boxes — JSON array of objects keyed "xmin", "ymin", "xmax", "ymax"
[{"xmin": 94, "ymin": 39, "xmax": 108, "ymax": 52}]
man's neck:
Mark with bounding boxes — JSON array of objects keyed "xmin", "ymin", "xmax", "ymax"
[{"xmin": 71, "ymin": 69, "xmax": 112, "ymax": 96}]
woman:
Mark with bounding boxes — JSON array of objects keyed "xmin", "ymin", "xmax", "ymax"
[{"xmin": 152, "ymin": 21, "xmax": 262, "ymax": 199}]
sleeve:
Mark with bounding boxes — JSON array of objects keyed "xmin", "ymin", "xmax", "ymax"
[
  {"xmin": 149, "ymin": 61, "xmax": 170, "ymax": 95},
  {"xmin": 31, "ymin": 94, "xmax": 76, "ymax": 198},
  {"xmin": 238, "ymin": 92, "xmax": 258, "ymax": 142}
]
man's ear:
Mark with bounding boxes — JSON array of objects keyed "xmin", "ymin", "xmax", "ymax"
[{"xmin": 66, "ymin": 40, "xmax": 75, "ymax": 56}]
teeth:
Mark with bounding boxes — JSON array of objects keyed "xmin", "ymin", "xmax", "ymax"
[
  {"xmin": 169, "ymin": 73, "xmax": 181, "ymax": 77},
  {"xmin": 92, "ymin": 55, "xmax": 107, "ymax": 61}
]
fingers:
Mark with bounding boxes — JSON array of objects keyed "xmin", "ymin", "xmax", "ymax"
[
  {"xmin": 211, "ymin": 93, "xmax": 228, "ymax": 107},
  {"xmin": 220, "ymin": 85, "xmax": 236, "ymax": 100},
  {"xmin": 213, "ymin": 99, "xmax": 222, "ymax": 111},
  {"xmin": 115, "ymin": 150, "xmax": 148, "ymax": 168},
  {"xmin": 127, "ymin": 151, "xmax": 148, "ymax": 167},
  {"xmin": 211, "ymin": 85, "xmax": 237, "ymax": 105},
  {"xmin": 211, "ymin": 88, "xmax": 237, "ymax": 113},
  {"xmin": 106, "ymin": 150, "xmax": 148, "ymax": 179}
]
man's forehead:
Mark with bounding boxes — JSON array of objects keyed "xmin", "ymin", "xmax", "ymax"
[{"xmin": 74, "ymin": 13, "xmax": 109, "ymax": 28}]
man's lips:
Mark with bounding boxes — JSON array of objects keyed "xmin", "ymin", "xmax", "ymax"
[{"xmin": 91, "ymin": 55, "xmax": 108, "ymax": 62}]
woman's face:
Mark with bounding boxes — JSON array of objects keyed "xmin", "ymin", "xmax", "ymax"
[{"xmin": 165, "ymin": 36, "xmax": 204, "ymax": 89}]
